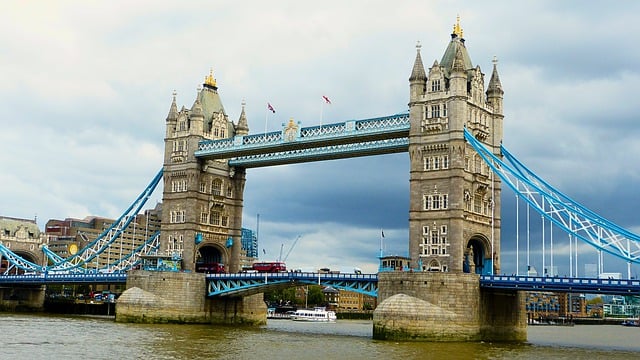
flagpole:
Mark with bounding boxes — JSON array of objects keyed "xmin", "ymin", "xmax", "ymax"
[
  {"xmin": 264, "ymin": 112, "xmax": 268, "ymax": 135},
  {"xmin": 320, "ymin": 100, "xmax": 323, "ymax": 130}
]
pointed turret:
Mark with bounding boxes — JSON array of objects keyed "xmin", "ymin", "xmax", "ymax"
[
  {"xmin": 487, "ymin": 56, "xmax": 504, "ymax": 115},
  {"xmin": 409, "ymin": 41, "xmax": 426, "ymax": 102},
  {"xmin": 189, "ymin": 94, "xmax": 205, "ymax": 135},
  {"xmin": 409, "ymin": 41, "xmax": 427, "ymax": 82},
  {"xmin": 166, "ymin": 91, "xmax": 178, "ymax": 122},
  {"xmin": 235, "ymin": 99, "xmax": 249, "ymax": 136},
  {"xmin": 165, "ymin": 91, "xmax": 178, "ymax": 138}
]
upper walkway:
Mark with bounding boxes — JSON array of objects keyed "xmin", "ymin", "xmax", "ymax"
[{"xmin": 195, "ymin": 113, "xmax": 409, "ymax": 167}]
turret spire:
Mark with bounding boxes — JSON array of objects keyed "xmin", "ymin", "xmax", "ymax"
[
  {"xmin": 236, "ymin": 99, "xmax": 249, "ymax": 135},
  {"xmin": 409, "ymin": 41, "xmax": 427, "ymax": 82},
  {"xmin": 166, "ymin": 90, "xmax": 178, "ymax": 122},
  {"xmin": 487, "ymin": 56, "xmax": 503, "ymax": 94},
  {"xmin": 453, "ymin": 15, "xmax": 464, "ymax": 38},
  {"xmin": 204, "ymin": 68, "xmax": 218, "ymax": 90}
]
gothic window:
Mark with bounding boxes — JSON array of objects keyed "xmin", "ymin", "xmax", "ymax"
[
  {"xmin": 442, "ymin": 103, "xmax": 447, "ymax": 117},
  {"xmin": 431, "ymin": 79, "xmax": 441, "ymax": 92},
  {"xmin": 201, "ymin": 212, "xmax": 209, "ymax": 224},
  {"xmin": 424, "ymin": 194, "xmax": 449, "ymax": 210},
  {"xmin": 423, "ymin": 226, "xmax": 429, "ymax": 235},
  {"xmin": 214, "ymin": 128, "xmax": 219, "ymax": 137},
  {"xmin": 226, "ymin": 185, "xmax": 233, "ymax": 198},
  {"xmin": 212, "ymin": 179, "xmax": 223, "ymax": 196},
  {"xmin": 220, "ymin": 128, "xmax": 225, "ymax": 138},
  {"xmin": 200, "ymin": 182, "xmax": 207, "ymax": 193},
  {"xmin": 433, "ymin": 195, "xmax": 441, "ymax": 210},
  {"xmin": 210, "ymin": 212, "xmax": 221, "ymax": 226},
  {"xmin": 172, "ymin": 180, "xmax": 187, "ymax": 192},
  {"xmin": 221, "ymin": 215, "xmax": 228, "ymax": 227},
  {"xmin": 474, "ymin": 156, "xmax": 482, "ymax": 174},
  {"xmin": 441, "ymin": 225, "xmax": 447, "ymax": 234},
  {"xmin": 432, "ymin": 105, "xmax": 440, "ymax": 118},
  {"xmin": 424, "ymin": 195, "xmax": 432, "ymax": 210},
  {"xmin": 425, "ymin": 156, "xmax": 448, "ymax": 171},
  {"xmin": 474, "ymin": 194, "xmax": 483, "ymax": 213},
  {"xmin": 179, "ymin": 120, "xmax": 187, "ymax": 131},
  {"xmin": 170, "ymin": 210, "xmax": 185, "ymax": 223}
]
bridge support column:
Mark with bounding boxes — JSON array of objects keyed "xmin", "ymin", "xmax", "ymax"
[
  {"xmin": 116, "ymin": 270, "xmax": 266, "ymax": 325},
  {"xmin": 0, "ymin": 285, "xmax": 45, "ymax": 312},
  {"xmin": 205, "ymin": 294, "xmax": 266, "ymax": 325},
  {"xmin": 373, "ymin": 272, "xmax": 526, "ymax": 342}
]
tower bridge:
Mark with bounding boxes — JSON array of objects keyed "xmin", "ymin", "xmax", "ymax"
[{"xmin": 2, "ymin": 19, "xmax": 640, "ymax": 342}]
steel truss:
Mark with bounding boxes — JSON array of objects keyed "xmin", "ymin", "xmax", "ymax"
[
  {"xmin": 195, "ymin": 113, "xmax": 410, "ymax": 167},
  {"xmin": 207, "ymin": 272, "xmax": 378, "ymax": 297},
  {"xmin": 464, "ymin": 128, "xmax": 640, "ymax": 265}
]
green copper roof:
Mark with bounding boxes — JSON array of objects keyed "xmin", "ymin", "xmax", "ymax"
[{"xmin": 440, "ymin": 35, "xmax": 473, "ymax": 77}]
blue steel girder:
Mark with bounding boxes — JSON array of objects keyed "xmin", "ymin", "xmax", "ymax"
[
  {"xmin": 229, "ymin": 138, "xmax": 408, "ymax": 168},
  {"xmin": 0, "ymin": 273, "xmax": 127, "ymax": 285},
  {"xmin": 42, "ymin": 169, "xmax": 163, "ymax": 273},
  {"xmin": 463, "ymin": 128, "xmax": 640, "ymax": 264},
  {"xmin": 206, "ymin": 272, "xmax": 378, "ymax": 298},
  {"xmin": 481, "ymin": 275, "xmax": 640, "ymax": 296},
  {"xmin": 195, "ymin": 113, "xmax": 409, "ymax": 167},
  {"xmin": 0, "ymin": 243, "xmax": 43, "ymax": 275}
]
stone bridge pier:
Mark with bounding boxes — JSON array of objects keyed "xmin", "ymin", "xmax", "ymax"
[
  {"xmin": 116, "ymin": 270, "xmax": 265, "ymax": 324},
  {"xmin": 373, "ymin": 272, "xmax": 526, "ymax": 341}
]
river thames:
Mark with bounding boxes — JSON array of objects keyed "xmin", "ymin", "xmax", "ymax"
[{"xmin": 1, "ymin": 314, "xmax": 639, "ymax": 359}]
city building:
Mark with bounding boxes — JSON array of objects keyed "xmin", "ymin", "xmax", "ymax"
[
  {"xmin": 44, "ymin": 203, "xmax": 162, "ymax": 270},
  {"xmin": 336, "ymin": 289, "xmax": 377, "ymax": 311},
  {"xmin": 240, "ymin": 227, "xmax": 258, "ymax": 268}
]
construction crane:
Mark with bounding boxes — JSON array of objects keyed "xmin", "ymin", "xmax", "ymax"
[{"xmin": 278, "ymin": 235, "xmax": 302, "ymax": 262}]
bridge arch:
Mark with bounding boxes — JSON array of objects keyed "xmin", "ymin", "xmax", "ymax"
[
  {"xmin": 464, "ymin": 234, "xmax": 490, "ymax": 275},
  {"xmin": 196, "ymin": 243, "xmax": 227, "ymax": 273},
  {"xmin": 1, "ymin": 249, "xmax": 40, "ymax": 274}
]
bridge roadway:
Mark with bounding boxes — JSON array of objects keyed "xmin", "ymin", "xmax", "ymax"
[{"xmin": 1, "ymin": 273, "xmax": 639, "ymax": 297}]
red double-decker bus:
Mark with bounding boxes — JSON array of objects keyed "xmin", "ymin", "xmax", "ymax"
[
  {"xmin": 251, "ymin": 261, "xmax": 287, "ymax": 273},
  {"xmin": 196, "ymin": 262, "xmax": 225, "ymax": 274}
]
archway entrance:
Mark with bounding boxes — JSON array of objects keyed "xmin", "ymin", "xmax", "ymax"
[
  {"xmin": 464, "ymin": 237, "xmax": 489, "ymax": 275},
  {"xmin": 1, "ymin": 251, "xmax": 39, "ymax": 275},
  {"xmin": 195, "ymin": 245, "xmax": 225, "ymax": 273}
]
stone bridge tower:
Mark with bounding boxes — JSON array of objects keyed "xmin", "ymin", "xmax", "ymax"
[
  {"xmin": 374, "ymin": 20, "xmax": 524, "ymax": 342},
  {"xmin": 408, "ymin": 18, "xmax": 504, "ymax": 275},
  {"xmin": 161, "ymin": 71, "xmax": 249, "ymax": 273}
]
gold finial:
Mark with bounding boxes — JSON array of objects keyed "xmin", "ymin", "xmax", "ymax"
[
  {"xmin": 416, "ymin": 40, "xmax": 422, "ymax": 52},
  {"xmin": 204, "ymin": 68, "xmax": 217, "ymax": 87},
  {"xmin": 453, "ymin": 15, "xmax": 463, "ymax": 38}
]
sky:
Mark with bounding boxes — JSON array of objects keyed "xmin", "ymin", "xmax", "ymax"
[{"xmin": 2, "ymin": 1, "xmax": 640, "ymax": 276}]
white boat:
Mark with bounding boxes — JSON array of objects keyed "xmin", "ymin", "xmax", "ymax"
[
  {"xmin": 267, "ymin": 307, "xmax": 294, "ymax": 319},
  {"xmin": 290, "ymin": 307, "xmax": 337, "ymax": 322}
]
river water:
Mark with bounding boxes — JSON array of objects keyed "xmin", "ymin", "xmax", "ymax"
[{"xmin": 1, "ymin": 314, "xmax": 639, "ymax": 359}]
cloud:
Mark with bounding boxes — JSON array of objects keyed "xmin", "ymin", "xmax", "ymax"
[{"xmin": 2, "ymin": 1, "xmax": 640, "ymax": 276}]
